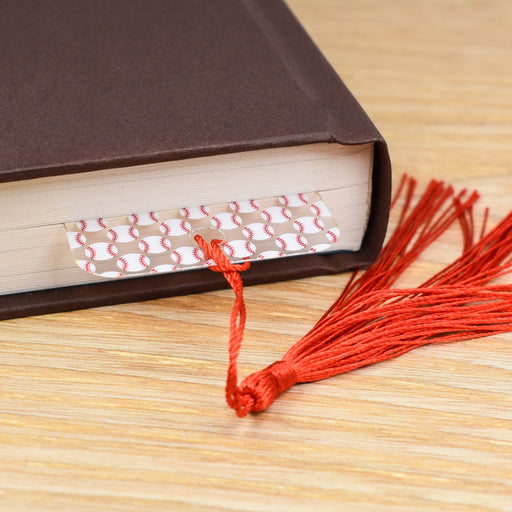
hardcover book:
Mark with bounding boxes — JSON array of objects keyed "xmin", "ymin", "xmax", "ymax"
[{"xmin": 0, "ymin": 0, "xmax": 391, "ymax": 320}]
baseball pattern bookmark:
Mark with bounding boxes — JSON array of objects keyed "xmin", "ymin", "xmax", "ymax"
[
  {"xmin": 64, "ymin": 193, "xmax": 341, "ymax": 278},
  {"xmin": 64, "ymin": 176, "xmax": 512, "ymax": 417}
]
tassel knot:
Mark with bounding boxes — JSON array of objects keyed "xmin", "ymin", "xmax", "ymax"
[{"xmin": 235, "ymin": 360, "xmax": 298, "ymax": 417}]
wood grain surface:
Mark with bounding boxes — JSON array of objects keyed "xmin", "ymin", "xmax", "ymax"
[{"xmin": 1, "ymin": 1, "xmax": 511, "ymax": 510}]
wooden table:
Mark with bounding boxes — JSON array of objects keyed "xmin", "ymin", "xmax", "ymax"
[{"xmin": 2, "ymin": 1, "xmax": 511, "ymax": 510}]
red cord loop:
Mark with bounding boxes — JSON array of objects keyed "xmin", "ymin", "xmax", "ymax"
[
  {"xmin": 194, "ymin": 235, "xmax": 250, "ymax": 273},
  {"xmin": 195, "ymin": 235, "xmax": 298, "ymax": 416}
]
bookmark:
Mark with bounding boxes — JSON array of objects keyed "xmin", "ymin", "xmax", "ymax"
[
  {"xmin": 64, "ymin": 192, "xmax": 340, "ymax": 278},
  {"xmin": 65, "ymin": 176, "xmax": 512, "ymax": 418}
]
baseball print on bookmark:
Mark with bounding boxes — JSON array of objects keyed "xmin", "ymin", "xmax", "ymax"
[{"xmin": 65, "ymin": 193, "xmax": 342, "ymax": 278}]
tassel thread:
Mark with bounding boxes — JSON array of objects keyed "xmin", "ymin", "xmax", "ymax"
[{"xmin": 197, "ymin": 176, "xmax": 512, "ymax": 417}]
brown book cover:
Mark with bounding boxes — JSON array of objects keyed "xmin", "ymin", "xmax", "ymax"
[{"xmin": 0, "ymin": 0, "xmax": 391, "ymax": 320}]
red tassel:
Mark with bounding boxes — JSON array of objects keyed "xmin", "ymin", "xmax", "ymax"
[{"xmin": 196, "ymin": 176, "xmax": 512, "ymax": 417}]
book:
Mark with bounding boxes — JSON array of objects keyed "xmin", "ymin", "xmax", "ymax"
[{"xmin": 0, "ymin": 0, "xmax": 391, "ymax": 320}]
